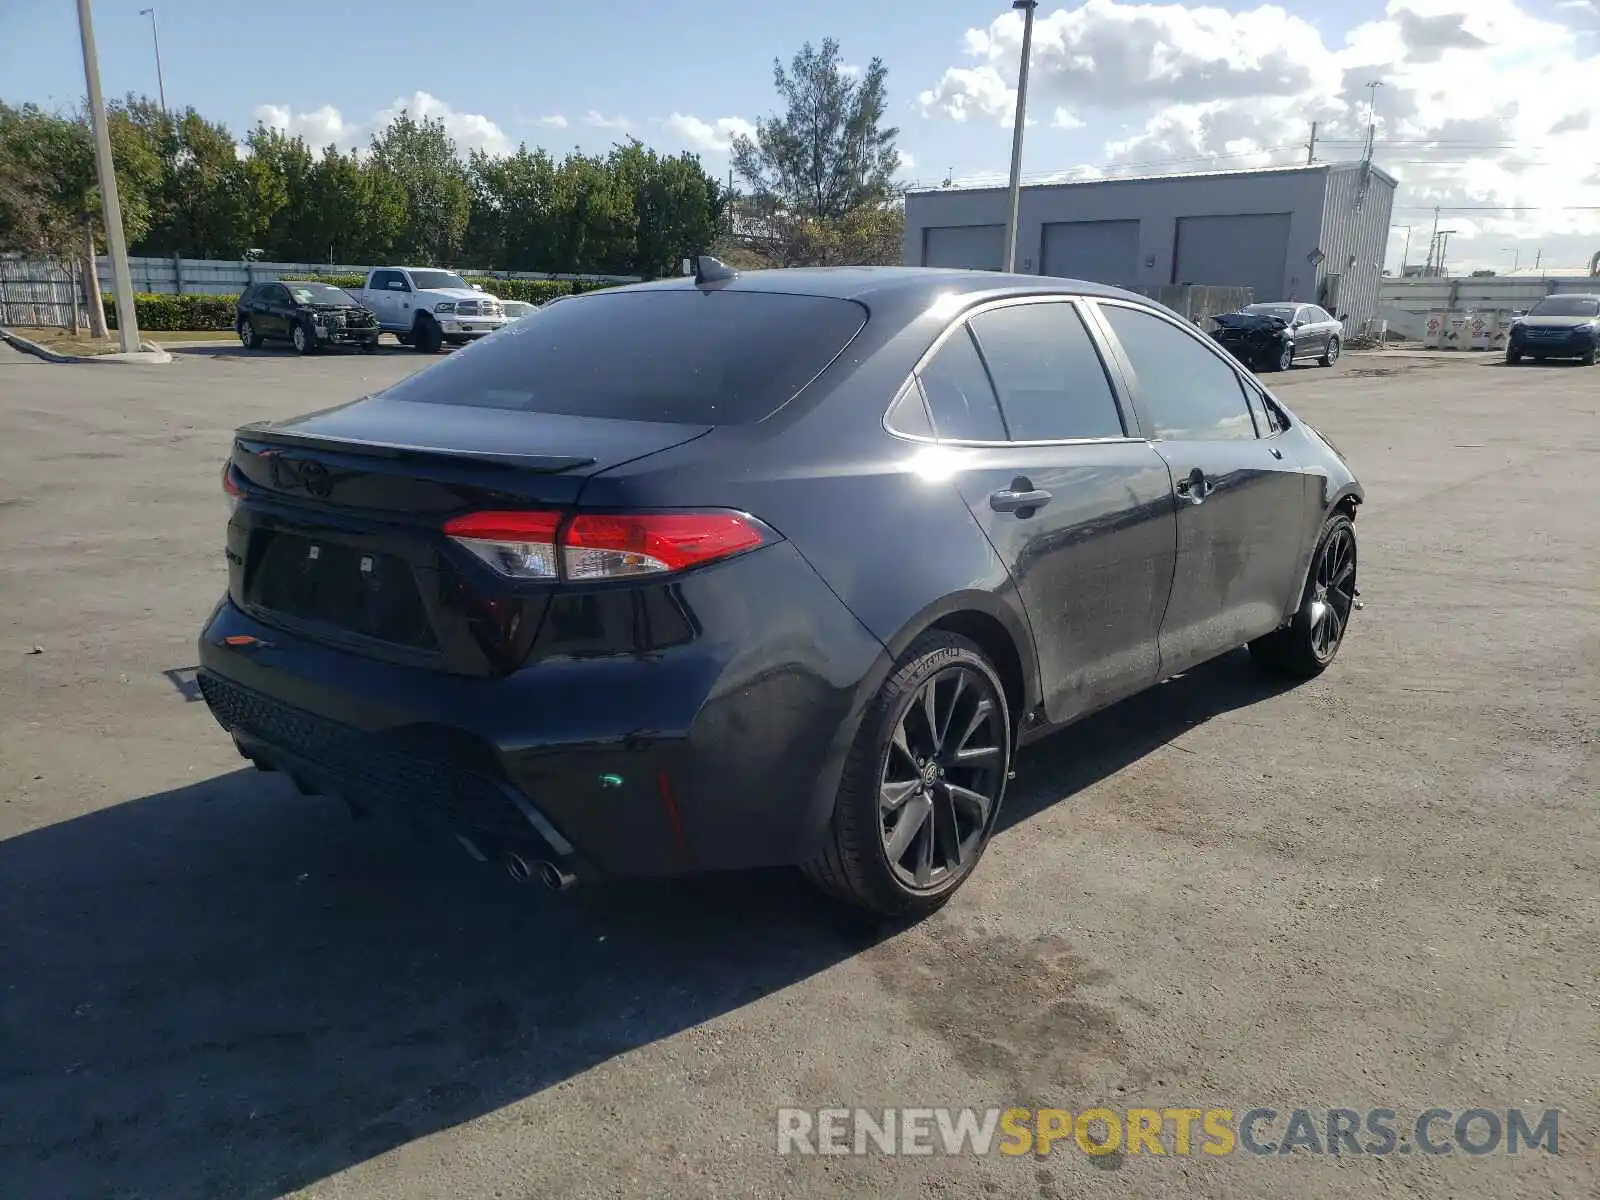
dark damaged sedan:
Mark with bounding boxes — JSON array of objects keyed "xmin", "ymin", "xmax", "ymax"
[
  {"xmin": 1211, "ymin": 302, "xmax": 1345, "ymax": 372},
  {"xmin": 199, "ymin": 264, "xmax": 1364, "ymax": 916}
]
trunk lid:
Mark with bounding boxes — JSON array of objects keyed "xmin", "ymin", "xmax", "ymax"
[{"xmin": 226, "ymin": 397, "xmax": 712, "ymax": 674}]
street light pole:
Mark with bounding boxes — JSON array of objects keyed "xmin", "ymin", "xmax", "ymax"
[
  {"xmin": 76, "ymin": 0, "xmax": 141, "ymax": 353},
  {"xmin": 1002, "ymin": 0, "xmax": 1038, "ymax": 273},
  {"xmin": 138, "ymin": 8, "xmax": 167, "ymax": 113}
]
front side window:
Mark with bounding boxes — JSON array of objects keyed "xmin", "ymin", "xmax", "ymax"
[
  {"xmin": 968, "ymin": 302, "xmax": 1125, "ymax": 441},
  {"xmin": 1099, "ymin": 303, "xmax": 1258, "ymax": 442},
  {"xmin": 915, "ymin": 326, "xmax": 1008, "ymax": 442}
]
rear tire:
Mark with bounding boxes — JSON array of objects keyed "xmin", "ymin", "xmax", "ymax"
[
  {"xmin": 1319, "ymin": 336, "xmax": 1340, "ymax": 367},
  {"xmin": 1582, "ymin": 346, "xmax": 1597, "ymax": 366},
  {"xmin": 802, "ymin": 632, "xmax": 1011, "ymax": 918},
  {"xmin": 1505, "ymin": 347, "xmax": 1522, "ymax": 364},
  {"xmin": 1249, "ymin": 514, "xmax": 1358, "ymax": 679},
  {"xmin": 413, "ymin": 316, "xmax": 443, "ymax": 354}
]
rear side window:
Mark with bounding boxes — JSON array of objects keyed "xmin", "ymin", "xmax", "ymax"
[
  {"xmin": 916, "ymin": 327, "xmax": 1007, "ymax": 441},
  {"xmin": 1099, "ymin": 303, "xmax": 1258, "ymax": 442},
  {"xmin": 239, "ymin": 284, "xmax": 258, "ymax": 303},
  {"xmin": 969, "ymin": 302, "xmax": 1125, "ymax": 440},
  {"xmin": 378, "ymin": 290, "xmax": 867, "ymax": 425}
]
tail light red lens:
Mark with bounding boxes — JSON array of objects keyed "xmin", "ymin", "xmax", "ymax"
[
  {"xmin": 443, "ymin": 510, "xmax": 771, "ymax": 581},
  {"xmin": 222, "ymin": 461, "xmax": 243, "ymax": 512},
  {"xmin": 443, "ymin": 510, "xmax": 563, "ymax": 579}
]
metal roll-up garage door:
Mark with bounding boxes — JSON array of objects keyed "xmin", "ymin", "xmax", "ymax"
[
  {"xmin": 1040, "ymin": 219, "xmax": 1140, "ymax": 286},
  {"xmin": 922, "ymin": 225, "xmax": 1004, "ymax": 270},
  {"xmin": 1172, "ymin": 213, "xmax": 1292, "ymax": 302}
]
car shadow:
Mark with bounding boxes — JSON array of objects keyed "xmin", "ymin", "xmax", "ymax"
[
  {"xmin": 1486, "ymin": 357, "xmax": 1592, "ymax": 368},
  {"xmin": 0, "ymin": 652, "xmax": 1291, "ymax": 1198},
  {"xmin": 166, "ymin": 344, "xmax": 410, "ymax": 360}
]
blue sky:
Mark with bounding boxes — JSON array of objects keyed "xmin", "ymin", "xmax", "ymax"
[{"xmin": 5, "ymin": 0, "xmax": 1599, "ymax": 269}]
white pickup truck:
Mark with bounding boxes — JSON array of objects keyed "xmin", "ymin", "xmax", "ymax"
[{"xmin": 356, "ymin": 267, "xmax": 508, "ymax": 352}]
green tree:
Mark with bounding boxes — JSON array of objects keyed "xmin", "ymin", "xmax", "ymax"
[
  {"xmin": 0, "ymin": 101, "xmax": 159, "ymax": 333},
  {"xmin": 731, "ymin": 38, "xmax": 900, "ymax": 222},
  {"xmin": 548, "ymin": 152, "xmax": 636, "ymax": 274},
  {"xmin": 367, "ymin": 111, "xmax": 471, "ymax": 263},
  {"xmin": 465, "ymin": 145, "xmax": 560, "ymax": 270},
  {"xmin": 608, "ymin": 140, "xmax": 723, "ymax": 278}
]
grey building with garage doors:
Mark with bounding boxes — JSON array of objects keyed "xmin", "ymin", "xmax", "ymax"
[{"xmin": 903, "ymin": 161, "xmax": 1397, "ymax": 327}]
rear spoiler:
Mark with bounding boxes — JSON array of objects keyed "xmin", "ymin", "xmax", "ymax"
[{"xmin": 234, "ymin": 421, "xmax": 596, "ymax": 474}]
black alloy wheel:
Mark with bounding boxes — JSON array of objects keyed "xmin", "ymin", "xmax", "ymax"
[
  {"xmin": 804, "ymin": 632, "xmax": 1011, "ymax": 917},
  {"xmin": 1250, "ymin": 514, "xmax": 1358, "ymax": 678}
]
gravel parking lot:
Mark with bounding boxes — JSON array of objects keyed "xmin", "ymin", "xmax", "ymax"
[{"xmin": 1, "ymin": 340, "xmax": 1596, "ymax": 1199}]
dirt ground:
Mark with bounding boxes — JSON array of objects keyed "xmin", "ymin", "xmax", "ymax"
[{"xmin": 1, "ymin": 340, "xmax": 1596, "ymax": 1199}]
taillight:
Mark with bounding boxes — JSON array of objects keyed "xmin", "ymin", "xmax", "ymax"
[
  {"xmin": 443, "ymin": 510, "xmax": 562, "ymax": 579},
  {"xmin": 443, "ymin": 509, "xmax": 772, "ymax": 581},
  {"xmin": 222, "ymin": 461, "xmax": 243, "ymax": 512}
]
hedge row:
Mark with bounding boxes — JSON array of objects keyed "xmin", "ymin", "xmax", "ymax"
[
  {"xmin": 104, "ymin": 276, "xmax": 622, "ymax": 331},
  {"xmin": 104, "ymin": 293, "xmax": 237, "ymax": 331}
]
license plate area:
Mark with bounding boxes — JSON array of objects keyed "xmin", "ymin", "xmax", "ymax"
[{"xmin": 247, "ymin": 531, "xmax": 438, "ymax": 649}]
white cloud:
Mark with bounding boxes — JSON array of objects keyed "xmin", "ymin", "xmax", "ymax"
[
  {"xmin": 1053, "ymin": 107, "xmax": 1085, "ymax": 130},
  {"xmin": 533, "ymin": 114, "xmax": 568, "ymax": 129},
  {"xmin": 663, "ymin": 113, "xmax": 757, "ymax": 152},
  {"xmin": 840, "ymin": 62, "xmax": 864, "ymax": 79},
  {"xmin": 584, "ymin": 111, "xmax": 631, "ymax": 131},
  {"xmin": 900, "ymin": 150, "xmax": 917, "ymax": 170},
  {"xmin": 370, "ymin": 91, "xmax": 512, "ymax": 156},
  {"xmin": 252, "ymin": 103, "xmax": 358, "ymax": 151},
  {"xmin": 920, "ymin": 0, "xmax": 1600, "ymax": 266},
  {"xmin": 253, "ymin": 92, "xmax": 511, "ymax": 157}
]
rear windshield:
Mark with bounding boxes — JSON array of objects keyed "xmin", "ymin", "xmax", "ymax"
[{"xmin": 377, "ymin": 289, "xmax": 868, "ymax": 425}]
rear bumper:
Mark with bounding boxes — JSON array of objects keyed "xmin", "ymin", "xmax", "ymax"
[{"xmin": 196, "ymin": 542, "xmax": 888, "ymax": 879}]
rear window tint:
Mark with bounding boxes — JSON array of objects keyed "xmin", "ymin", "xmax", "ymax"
[{"xmin": 378, "ymin": 290, "xmax": 867, "ymax": 425}]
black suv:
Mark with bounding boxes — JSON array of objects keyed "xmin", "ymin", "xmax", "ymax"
[{"xmin": 236, "ymin": 281, "xmax": 381, "ymax": 354}]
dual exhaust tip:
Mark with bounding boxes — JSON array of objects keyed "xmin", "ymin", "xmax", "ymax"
[{"xmin": 505, "ymin": 851, "xmax": 576, "ymax": 892}]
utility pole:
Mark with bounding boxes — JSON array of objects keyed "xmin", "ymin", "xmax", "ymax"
[
  {"xmin": 77, "ymin": 0, "xmax": 141, "ymax": 353},
  {"xmin": 1436, "ymin": 230, "xmax": 1457, "ymax": 278},
  {"xmin": 1426, "ymin": 205, "xmax": 1441, "ymax": 276},
  {"xmin": 1305, "ymin": 121, "xmax": 1318, "ymax": 165},
  {"xmin": 1361, "ymin": 81, "xmax": 1384, "ymax": 163},
  {"xmin": 1002, "ymin": 0, "xmax": 1038, "ymax": 273},
  {"xmin": 138, "ymin": 8, "xmax": 167, "ymax": 113},
  {"xmin": 1397, "ymin": 226, "xmax": 1412, "ymax": 273},
  {"xmin": 1533, "ymin": 248, "xmax": 1542, "ymax": 273}
]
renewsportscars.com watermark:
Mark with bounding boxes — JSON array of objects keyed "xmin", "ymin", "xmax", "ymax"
[{"xmin": 776, "ymin": 1107, "xmax": 1562, "ymax": 1158}]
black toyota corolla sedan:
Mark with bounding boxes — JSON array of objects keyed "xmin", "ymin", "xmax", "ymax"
[{"xmin": 199, "ymin": 265, "xmax": 1363, "ymax": 916}]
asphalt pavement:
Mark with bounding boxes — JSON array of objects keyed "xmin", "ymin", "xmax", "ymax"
[{"xmin": 1, "ymin": 346, "xmax": 1595, "ymax": 1199}]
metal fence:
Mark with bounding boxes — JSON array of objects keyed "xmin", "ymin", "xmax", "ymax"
[
  {"xmin": 0, "ymin": 254, "xmax": 642, "ymax": 325},
  {"xmin": 0, "ymin": 258, "xmax": 85, "ymax": 329}
]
